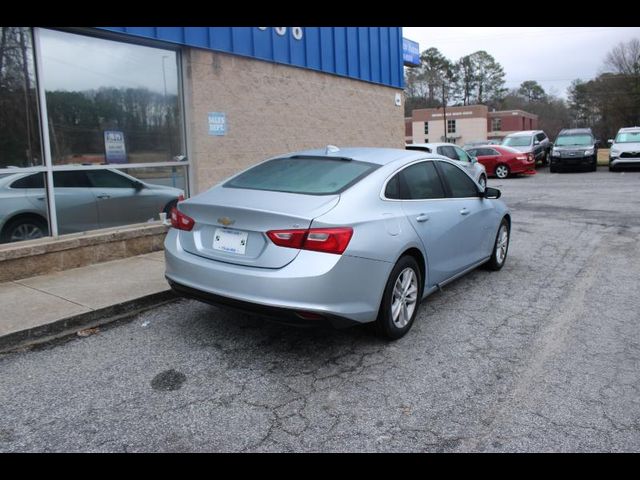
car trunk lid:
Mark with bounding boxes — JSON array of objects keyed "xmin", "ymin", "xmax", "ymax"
[{"xmin": 177, "ymin": 186, "xmax": 340, "ymax": 268}]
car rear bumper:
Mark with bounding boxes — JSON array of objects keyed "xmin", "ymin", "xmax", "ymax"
[
  {"xmin": 164, "ymin": 229, "xmax": 392, "ymax": 324},
  {"xmin": 509, "ymin": 161, "xmax": 536, "ymax": 174}
]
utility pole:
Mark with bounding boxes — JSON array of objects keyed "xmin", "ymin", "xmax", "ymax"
[{"xmin": 442, "ymin": 81, "xmax": 447, "ymax": 142}]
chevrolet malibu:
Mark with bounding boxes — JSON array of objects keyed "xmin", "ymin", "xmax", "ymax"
[{"xmin": 165, "ymin": 147, "xmax": 511, "ymax": 339}]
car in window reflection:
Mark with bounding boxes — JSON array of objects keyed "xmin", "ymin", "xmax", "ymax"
[{"xmin": 0, "ymin": 168, "xmax": 184, "ymax": 243}]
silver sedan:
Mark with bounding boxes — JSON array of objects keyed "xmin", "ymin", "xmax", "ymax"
[{"xmin": 165, "ymin": 147, "xmax": 511, "ymax": 339}]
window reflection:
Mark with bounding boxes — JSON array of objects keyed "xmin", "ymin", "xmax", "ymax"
[
  {"xmin": 53, "ymin": 166, "xmax": 185, "ymax": 234},
  {"xmin": 0, "ymin": 27, "xmax": 42, "ymax": 169},
  {"xmin": 0, "ymin": 172, "xmax": 50, "ymax": 243},
  {"xmin": 39, "ymin": 29, "xmax": 184, "ymax": 166}
]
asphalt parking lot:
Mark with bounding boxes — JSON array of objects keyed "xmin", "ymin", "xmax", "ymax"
[{"xmin": 1, "ymin": 167, "xmax": 639, "ymax": 452}]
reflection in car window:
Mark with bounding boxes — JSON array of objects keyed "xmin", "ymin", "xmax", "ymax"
[
  {"xmin": 454, "ymin": 147, "xmax": 471, "ymax": 162},
  {"xmin": 225, "ymin": 157, "xmax": 378, "ymax": 195},
  {"xmin": 86, "ymin": 170, "xmax": 136, "ymax": 189},
  {"xmin": 437, "ymin": 161, "xmax": 478, "ymax": 198},
  {"xmin": 385, "ymin": 174, "xmax": 400, "ymax": 199},
  {"xmin": 53, "ymin": 171, "xmax": 91, "ymax": 188},
  {"xmin": 438, "ymin": 146, "xmax": 459, "ymax": 160},
  {"xmin": 614, "ymin": 132, "xmax": 640, "ymax": 143},
  {"xmin": 503, "ymin": 136, "xmax": 532, "ymax": 147},
  {"xmin": 555, "ymin": 135, "xmax": 593, "ymax": 146},
  {"xmin": 398, "ymin": 162, "xmax": 445, "ymax": 200}
]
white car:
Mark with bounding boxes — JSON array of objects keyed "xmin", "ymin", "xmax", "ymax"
[
  {"xmin": 608, "ymin": 127, "xmax": 640, "ymax": 171},
  {"xmin": 406, "ymin": 143, "xmax": 487, "ymax": 189}
]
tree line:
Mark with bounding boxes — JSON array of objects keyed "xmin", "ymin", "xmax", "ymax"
[{"xmin": 404, "ymin": 39, "xmax": 640, "ymax": 142}]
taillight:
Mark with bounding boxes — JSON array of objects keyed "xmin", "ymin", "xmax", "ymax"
[
  {"xmin": 266, "ymin": 227, "xmax": 353, "ymax": 255},
  {"xmin": 170, "ymin": 207, "xmax": 195, "ymax": 231}
]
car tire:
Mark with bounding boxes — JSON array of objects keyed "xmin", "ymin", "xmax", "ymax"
[
  {"xmin": 591, "ymin": 161, "xmax": 597, "ymax": 172},
  {"xmin": 485, "ymin": 218, "xmax": 510, "ymax": 271},
  {"xmin": 495, "ymin": 164, "xmax": 509, "ymax": 179},
  {"xmin": 1, "ymin": 216, "xmax": 48, "ymax": 243},
  {"xmin": 609, "ymin": 165, "xmax": 616, "ymax": 172},
  {"xmin": 374, "ymin": 255, "xmax": 422, "ymax": 340}
]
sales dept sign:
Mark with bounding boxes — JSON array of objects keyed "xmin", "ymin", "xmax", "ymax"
[
  {"xmin": 208, "ymin": 112, "xmax": 227, "ymax": 136},
  {"xmin": 104, "ymin": 130, "xmax": 127, "ymax": 164}
]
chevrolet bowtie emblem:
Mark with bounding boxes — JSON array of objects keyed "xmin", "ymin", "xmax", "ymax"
[{"xmin": 218, "ymin": 217, "xmax": 235, "ymax": 226}]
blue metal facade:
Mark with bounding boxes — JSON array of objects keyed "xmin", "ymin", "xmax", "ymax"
[{"xmin": 98, "ymin": 27, "xmax": 404, "ymax": 89}]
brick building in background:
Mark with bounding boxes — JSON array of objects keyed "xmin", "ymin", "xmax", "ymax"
[{"xmin": 406, "ymin": 105, "xmax": 538, "ymax": 145}]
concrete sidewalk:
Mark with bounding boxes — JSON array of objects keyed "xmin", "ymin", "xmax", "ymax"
[{"xmin": 0, "ymin": 251, "xmax": 176, "ymax": 353}]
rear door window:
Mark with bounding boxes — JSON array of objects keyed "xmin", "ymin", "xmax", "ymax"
[
  {"xmin": 53, "ymin": 171, "xmax": 91, "ymax": 188},
  {"xmin": 11, "ymin": 173, "xmax": 45, "ymax": 188},
  {"xmin": 224, "ymin": 157, "xmax": 379, "ymax": 195}
]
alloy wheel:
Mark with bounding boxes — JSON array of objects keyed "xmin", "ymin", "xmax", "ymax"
[
  {"xmin": 390, "ymin": 267, "xmax": 419, "ymax": 328},
  {"xmin": 495, "ymin": 224, "xmax": 509, "ymax": 265},
  {"xmin": 10, "ymin": 223, "xmax": 45, "ymax": 242}
]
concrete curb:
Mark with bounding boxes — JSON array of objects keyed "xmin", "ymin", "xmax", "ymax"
[{"xmin": 0, "ymin": 289, "xmax": 179, "ymax": 354}]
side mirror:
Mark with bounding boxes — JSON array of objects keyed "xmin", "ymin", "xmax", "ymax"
[
  {"xmin": 607, "ymin": 139, "xmax": 614, "ymax": 145},
  {"xmin": 481, "ymin": 187, "xmax": 501, "ymax": 199},
  {"xmin": 133, "ymin": 180, "xmax": 144, "ymax": 191},
  {"xmin": 533, "ymin": 140, "xmax": 540, "ymax": 145}
]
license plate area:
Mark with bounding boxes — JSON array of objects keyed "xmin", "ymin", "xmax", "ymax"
[{"xmin": 213, "ymin": 228, "xmax": 248, "ymax": 255}]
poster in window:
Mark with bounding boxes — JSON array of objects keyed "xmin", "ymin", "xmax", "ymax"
[{"xmin": 104, "ymin": 130, "xmax": 127, "ymax": 164}]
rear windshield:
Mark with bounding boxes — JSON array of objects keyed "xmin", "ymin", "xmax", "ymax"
[
  {"xmin": 224, "ymin": 157, "xmax": 379, "ymax": 195},
  {"xmin": 502, "ymin": 136, "xmax": 532, "ymax": 147}
]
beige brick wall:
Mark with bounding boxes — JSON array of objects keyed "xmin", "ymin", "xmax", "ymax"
[{"xmin": 184, "ymin": 49, "xmax": 405, "ymax": 193}]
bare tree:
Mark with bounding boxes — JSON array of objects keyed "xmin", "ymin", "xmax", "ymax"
[{"xmin": 604, "ymin": 38, "xmax": 640, "ymax": 75}]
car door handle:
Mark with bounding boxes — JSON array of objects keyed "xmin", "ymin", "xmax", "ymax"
[
  {"xmin": 416, "ymin": 214, "xmax": 430, "ymax": 222},
  {"xmin": 460, "ymin": 208, "xmax": 470, "ymax": 216},
  {"xmin": 96, "ymin": 194, "xmax": 111, "ymax": 199}
]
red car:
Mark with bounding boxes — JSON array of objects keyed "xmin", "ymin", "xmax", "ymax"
[{"xmin": 465, "ymin": 145, "xmax": 536, "ymax": 179}]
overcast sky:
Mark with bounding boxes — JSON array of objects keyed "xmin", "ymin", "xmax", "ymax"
[
  {"xmin": 402, "ymin": 27, "xmax": 640, "ymax": 98},
  {"xmin": 39, "ymin": 28, "xmax": 179, "ymax": 95}
]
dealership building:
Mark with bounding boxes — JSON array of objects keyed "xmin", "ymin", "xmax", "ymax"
[
  {"xmin": 405, "ymin": 105, "xmax": 538, "ymax": 145},
  {"xmin": 0, "ymin": 27, "xmax": 411, "ymax": 278}
]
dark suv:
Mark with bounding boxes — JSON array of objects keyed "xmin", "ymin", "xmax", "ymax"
[
  {"xmin": 549, "ymin": 128, "xmax": 599, "ymax": 172},
  {"xmin": 501, "ymin": 130, "xmax": 552, "ymax": 166}
]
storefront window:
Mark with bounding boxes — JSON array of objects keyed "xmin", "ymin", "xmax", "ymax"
[
  {"xmin": 38, "ymin": 29, "xmax": 184, "ymax": 166},
  {"xmin": 0, "ymin": 27, "xmax": 42, "ymax": 169},
  {"xmin": 1, "ymin": 28, "xmax": 189, "ymax": 244}
]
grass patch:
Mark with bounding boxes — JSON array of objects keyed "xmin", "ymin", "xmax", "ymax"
[{"xmin": 598, "ymin": 148, "xmax": 609, "ymax": 166}]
